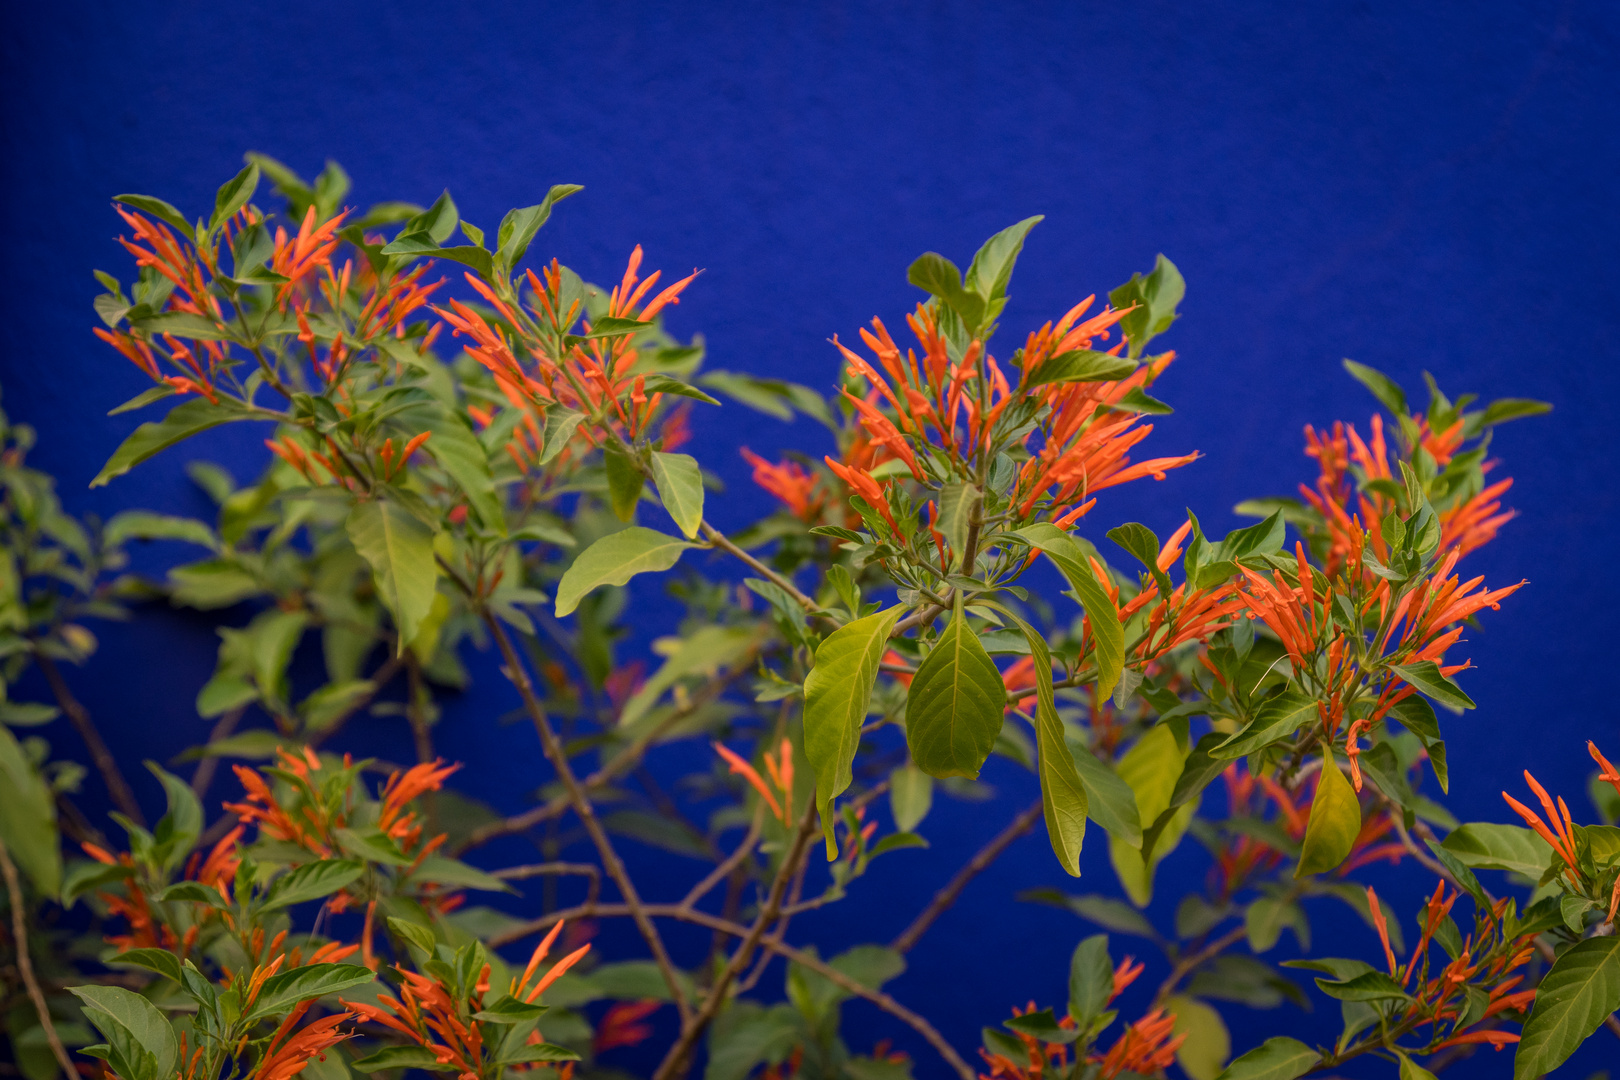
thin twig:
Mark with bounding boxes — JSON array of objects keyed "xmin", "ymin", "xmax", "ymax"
[
  {"xmin": 489, "ymin": 900, "xmax": 975, "ymax": 1080},
  {"xmin": 485, "ymin": 613, "xmax": 693, "ymax": 1024},
  {"xmin": 190, "ymin": 705, "xmax": 245, "ymax": 798},
  {"xmin": 37, "ymin": 652, "xmax": 143, "ymax": 826},
  {"xmin": 653, "ymin": 801, "xmax": 820, "ymax": 1080},
  {"xmin": 0, "ymin": 835, "xmax": 78, "ymax": 1078},
  {"xmin": 1153, "ymin": 925, "xmax": 1248, "ymax": 1005},
  {"xmin": 680, "ymin": 811, "xmax": 764, "ymax": 913},
  {"xmin": 890, "ymin": 799, "xmax": 1043, "ymax": 954},
  {"xmin": 492, "ymin": 862, "xmax": 601, "ymax": 906},
  {"xmin": 700, "ymin": 522, "xmax": 819, "ymax": 612}
]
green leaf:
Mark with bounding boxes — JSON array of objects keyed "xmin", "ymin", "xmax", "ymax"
[
  {"xmin": 1165, "ymin": 996, "xmax": 1231, "ymax": 1080},
  {"xmin": 472, "ymin": 994, "xmax": 548, "ymax": 1023},
  {"xmin": 498, "ymin": 1043, "xmax": 582, "ymax": 1065},
  {"xmin": 1014, "ymin": 523, "xmax": 1123, "ymax": 701},
  {"xmin": 495, "ymin": 184, "xmax": 582, "ymax": 267},
  {"xmin": 907, "ymin": 252, "xmax": 986, "ymax": 331},
  {"xmin": 422, "ymin": 410, "xmax": 504, "ymax": 534},
  {"xmin": 705, "ymin": 1002, "xmax": 801, "ymax": 1080},
  {"xmin": 156, "ymin": 881, "xmax": 225, "ymax": 905},
  {"xmin": 335, "ymin": 827, "xmax": 412, "ymax": 866},
  {"xmin": 1389, "ymin": 661, "xmax": 1476, "ymax": 711},
  {"xmin": 1313, "ymin": 970, "xmax": 1409, "ymax": 1002},
  {"xmin": 1007, "ymin": 613, "xmax": 1089, "ymax": 876},
  {"xmin": 1441, "ymin": 823, "xmax": 1553, "ymax": 878},
  {"xmin": 1021, "ymin": 889, "xmax": 1157, "ymax": 938},
  {"xmin": 539, "ymin": 407, "xmax": 586, "ymax": 465},
  {"xmin": 1023, "ymin": 349, "xmax": 1139, "ymax": 387},
  {"xmin": 649, "ymin": 451, "xmax": 705, "ymax": 539},
  {"xmin": 1398, "ymin": 1054, "xmax": 1439, "ymax": 1080},
  {"xmin": 1068, "ymin": 934, "xmax": 1114, "ymax": 1024},
  {"xmin": 1295, "ymin": 756, "xmax": 1360, "ymax": 877},
  {"xmin": 603, "ymin": 441, "xmax": 644, "ymax": 521},
  {"xmin": 1514, "ymin": 936, "xmax": 1620, "ymax": 1079},
  {"xmin": 964, "ymin": 215, "xmax": 1043, "ymax": 304},
  {"xmin": 114, "ymin": 193, "xmax": 193, "ymax": 235},
  {"xmin": 128, "ymin": 311, "xmax": 234, "ymax": 341},
  {"xmin": 69, "ymin": 985, "xmax": 177, "ymax": 1080},
  {"xmin": 1108, "ymin": 255, "xmax": 1185, "ymax": 356},
  {"xmin": 107, "ymin": 386, "xmax": 175, "ymax": 415},
  {"xmin": 411, "ymin": 855, "xmax": 516, "ymax": 893},
  {"xmin": 804, "ymin": 605, "xmax": 903, "ymax": 858},
  {"xmin": 1214, "ymin": 692, "xmax": 1318, "ymax": 760},
  {"xmin": 261, "ymin": 859, "xmax": 364, "ymax": 911},
  {"xmin": 145, "ymin": 761, "xmax": 202, "ymax": 875},
  {"xmin": 244, "ymin": 964, "xmax": 375, "ymax": 1022},
  {"xmin": 1110, "ymin": 722, "xmax": 1192, "ymax": 904},
  {"xmin": 352, "ymin": 1046, "xmax": 458, "ymax": 1073},
  {"xmin": 1070, "ymin": 742, "xmax": 1143, "ymax": 848},
  {"xmin": 1214, "ymin": 1036, "xmax": 1318, "ymax": 1080},
  {"xmin": 0, "ymin": 724, "xmax": 60, "ymax": 896},
  {"xmin": 386, "ymin": 916, "xmax": 438, "ymax": 956},
  {"xmin": 108, "ymin": 948, "xmax": 183, "ymax": 984},
  {"xmin": 346, "ymin": 499, "xmax": 439, "ymax": 652},
  {"xmin": 211, "ymin": 162, "xmax": 260, "ymax": 230},
  {"xmin": 1113, "ymin": 386, "xmax": 1173, "ymax": 414},
  {"xmin": 103, "ymin": 511, "xmax": 215, "ymax": 550},
  {"xmin": 1245, "ymin": 895, "xmax": 1308, "ymax": 954},
  {"xmin": 402, "ymin": 190, "xmax": 460, "ymax": 245},
  {"xmin": 642, "ymin": 373, "xmax": 722, "ymax": 405},
  {"xmin": 904, "ymin": 610, "xmax": 1004, "ymax": 778},
  {"xmin": 92, "ymin": 399, "xmax": 246, "ymax": 487},
  {"xmin": 619, "ymin": 624, "xmax": 761, "ymax": 728},
  {"xmin": 377, "ymin": 234, "xmax": 493, "ymax": 277},
  {"xmin": 1108, "ymin": 521, "xmax": 1173, "ymax": 597},
  {"xmin": 1478, "ymin": 398, "xmax": 1551, "ymax": 428},
  {"xmin": 1341, "ymin": 360, "xmax": 1407, "ymax": 417},
  {"xmin": 554, "ymin": 527, "xmax": 696, "ymax": 617},
  {"xmin": 889, "ymin": 763, "xmax": 933, "ymax": 833}
]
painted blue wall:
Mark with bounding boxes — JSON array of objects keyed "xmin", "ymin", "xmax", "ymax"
[{"xmin": 3, "ymin": 2, "xmax": 1616, "ymax": 1075}]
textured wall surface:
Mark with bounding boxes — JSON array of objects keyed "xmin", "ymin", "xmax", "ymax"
[{"xmin": 2, "ymin": 2, "xmax": 1616, "ymax": 1075}]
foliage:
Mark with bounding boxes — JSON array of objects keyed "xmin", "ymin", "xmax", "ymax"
[{"xmin": 0, "ymin": 153, "xmax": 1608, "ymax": 1080}]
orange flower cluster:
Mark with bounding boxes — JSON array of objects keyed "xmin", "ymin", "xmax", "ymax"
[
  {"xmin": 741, "ymin": 448, "xmax": 823, "ymax": 522},
  {"xmin": 437, "ymin": 250, "xmax": 697, "ymax": 475},
  {"xmin": 1094, "ymin": 1010, "xmax": 1183, "ymax": 1079},
  {"xmin": 1365, "ymin": 882, "xmax": 1538, "ymax": 1053},
  {"xmin": 1119, "ymin": 522, "xmax": 1247, "ymax": 664},
  {"xmin": 1503, "ymin": 750, "xmax": 1620, "ymax": 923},
  {"xmin": 343, "ymin": 920, "xmax": 589, "ymax": 1080},
  {"xmin": 82, "ymin": 823, "xmax": 244, "ymax": 954},
  {"xmin": 713, "ymin": 738, "xmax": 795, "ymax": 827}
]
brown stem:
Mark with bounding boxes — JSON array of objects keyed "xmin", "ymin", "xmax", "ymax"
[
  {"xmin": 305, "ymin": 654, "xmax": 405, "ymax": 749},
  {"xmin": 1153, "ymin": 925, "xmax": 1248, "ymax": 1005},
  {"xmin": 492, "ymin": 862, "xmax": 601, "ymax": 906},
  {"xmin": 489, "ymin": 901, "xmax": 975, "ymax": 1080},
  {"xmin": 890, "ymin": 799, "xmax": 1043, "ymax": 954},
  {"xmin": 190, "ymin": 705, "xmax": 245, "ymax": 798},
  {"xmin": 679, "ymin": 811, "xmax": 764, "ymax": 912},
  {"xmin": 0, "ymin": 835, "xmax": 78, "ymax": 1078},
  {"xmin": 699, "ymin": 522, "xmax": 820, "ymax": 613},
  {"xmin": 36, "ymin": 652, "xmax": 143, "ymax": 826},
  {"xmin": 484, "ymin": 613, "xmax": 692, "ymax": 1024},
  {"xmin": 653, "ymin": 801, "xmax": 820, "ymax": 1080}
]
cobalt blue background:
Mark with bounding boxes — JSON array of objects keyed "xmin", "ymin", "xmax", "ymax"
[{"xmin": 2, "ymin": 1, "xmax": 1616, "ymax": 1075}]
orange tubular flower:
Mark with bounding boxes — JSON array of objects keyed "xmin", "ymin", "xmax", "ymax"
[
  {"xmin": 594, "ymin": 1000, "xmax": 661, "ymax": 1053},
  {"xmin": 272, "ymin": 206, "xmax": 350, "ymax": 307},
  {"xmin": 824, "ymin": 456, "xmax": 897, "ymax": 532},
  {"xmin": 713, "ymin": 740, "xmax": 793, "ymax": 826},
  {"xmin": 742, "ymin": 448, "xmax": 823, "ymax": 521},
  {"xmin": 1094, "ymin": 1011, "xmax": 1184, "ymax": 1079},
  {"xmin": 1502, "ymin": 769, "xmax": 1579, "ymax": 875},
  {"xmin": 251, "ymin": 1003, "xmax": 353, "ymax": 1080}
]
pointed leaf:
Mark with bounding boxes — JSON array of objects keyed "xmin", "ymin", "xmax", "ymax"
[
  {"xmin": 649, "ymin": 451, "xmax": 705, "ymax": 538},
  {"xmin": 1214, "ymin": 1036, "xmax": 1318, "ymax": 1080},
  {"xmin": 1295, "ymin": 756, "xmax": 1360, "ymax": 877},
  {"xmin": 1513, "ymin": 936, "xmax": 1620, "ymax": 1079},
  {"xmin": 804, "ymin": 605, "xmax": 903, "ymax": 857},
  {"xmin": 964, "ymin": 215, "xmax": 1043, "ymax": 302},
  {"xmin": 1025, "ymin": 349, "xmax": 1139, "ymax": 388},
  {"xmin": 1214, "ymin": 692, "xmax": 1318, "ymax": 760},
  {"xmin": 0, "ymin": 724, "xmax": 60, "ymax": 896},
  {"xmin": 211, "ymin": 162, "xmax": 260, "ymax": 230},
  {"xmin": 1000, "ymin": 611, "xmax": 1088, "ymax": 875},
  {"xmin": 495, "ymin": 184, "xmax": 582, "ymax": 267},
  {"xmin": 1070, "ymin": 742, "xmax": 1142, "ymax": 848},
  {"xmin": 346, "ymin": 499, "xmax": 439, "ymax": 651},
  {"xmin": 1389, "ymin": 661, "xmax": 1475, "ymax": 711},
  {"xmin": 92, "ymin": 399, "xmax": 246, "ymax": 487},
  {"xmin": 1342, "ymin": 360, "xmax": 1408, "ymax": 417},
  {"xmin": 69, "ymin": 985, "xmax": 177, "ymax": 1080},
  {"xmin": 245, "ymin": 964, "xmax": 375, "ymax": 1022},
  {"xmin": 554, "ymin": 527, "xmax": 696, "ymax": 617},
  {"xmin": 1015, "ymin": 523, "xmax": 1123, "ymax": 701},
  {"xmin": 261, "ymin": 858, "xmax": 364, "ymax": 911},
  {"xmin": 904, "ymin": 611, "xmax": 1004, "ymax": 778}
]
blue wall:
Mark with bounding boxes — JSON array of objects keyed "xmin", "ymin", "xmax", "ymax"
[{"xmin": 3, "ymin": 2, "xmax": 1616, "ymax": 1075}]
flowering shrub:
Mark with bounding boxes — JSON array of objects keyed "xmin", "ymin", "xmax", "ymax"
[{"xmin": 0, "ymin": 154, "xmax": 1612, "ymax": 1080}]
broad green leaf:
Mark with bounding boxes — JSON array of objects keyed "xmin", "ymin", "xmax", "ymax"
[
  {"xmin": 649, "ymin": 451, "xmax": 705, "ymax": 539},
  {"xmin": 1109, "ymin": 255, "xmax": 1184, "ymax": 356},
  {"xmin": 1389, "ymin": 661, "xmax": 1475, "ymax": 711},
  {"xmin": 906, "ymin": 252, "xmax": 986, "ymax": 331},
  {"xmin": 495, "ymin": 184, "xmax": 583, "ymax": 267},
  {"xmin": 554, "ymin": 527, "xmax": 696, "ymax": 617},
  {"xmin": 387, "ymin": 916, "xmax": 438, "ymax": 956},
  {"xmin": 109, "ymin": 948, "xmax": 183, "ymax": 983},
  {"xmin": 211, "ymin": 162, "xmax": 260, "ymax": 230},
  {"xmin": 1109, "ymin": 722, "xmax": 1191, "ymax": 904},
  {"xmin": 1214, "ymin": 1036, "xmax": 1318, "ymax": 1080},
  {"xmin": 0, "ymin": 724, "xmax": 60, "ymax": 896},
  {"xmin": 92, "ymin": 399, "xmax": 246, "ymax": 487},
  {"xmin": 498, "ymin": 1043, "xmax": 582, "ymax": 1065},
  {"xmin": 245, "ymin": 964, "xmax": 375, "ymax": 1022},
  {"xmin": 401, "ymin": 189, "xmax": 460, "ymax": 244},
  {"xmin": 114, "ymin": 193, "xmax": 192, "ymax": 235},
  {"xmin": 1015, "ymin": 523, "xmax": 1123, "ymax": 701},
  {"xmin": 423, "ymin": 409, "xmax": 504, "ymax": 534},
  {"xmin": 1068, "ymin": 934, "xmax": 1114, "ymax": 1024},
  {"xmin": 539, "ymin": 407, "xmax": 585, "ymax": 465},
  {"xmin": 1005, "ymin": 613, "xmax": 1088, "ymax": 875},
  {"xmin": 262, "ymin": 859, "xmax": 364, "ymax": 911},
  {"xmin": 145, "ymin": 762, "xmax": 202, "ymax": 875},
  {"xmin": 411, "ymin": 855, "xmax": 516, "ymax": 893},
  {"xmin": 705, "ymin": 1002, "xmax": 801, "ymax": 1080},
  {"xmin": 1166, "ymin": 996, "xmax": 1231, "ymax": 1080},
  {"xmin": 346, "ymin": 499, "xmax": 439, "ymax": 652},
  {"xmin": 1398, "ymin": 1054, "xmax": 1439, "ymax": 1080},
  {"xmin": 964, "ymin": 215, "xmax": 1043, "ymax": 304},
  {"xmin": 1295, "ymin": 756, "xmax": 1360, "ymax": 877},
  {"xmin": 1514, "ymin": 936, "xmax": 1620, "ymax": 1079},
  {"xmin": 1341, "ymin": 359, "xmax": 1407, "ymax": 417},
  {"xmin": 472, "ymin": 994, "xmax": 548, "ymax": 1023},
  {"xmin": 1024, "ymin": 349, "xmax": 1139, "ymax": 387},
  {"xmin": 603, "ymin": 442, "xmax": 643, "ymax": 521},
  {"xmin": 1245, "ymin": 895, "xmax": 1307, "ymax": 954},
  {"xmin": 103, "ymin": 511, "xmax": 216, "ymax": 550},
  {"xmin": 904, "ymin": 611, "xmax": 1004, "ymax": 778},
  {"xmin": 1108, "ymin": 521, "xmax": 1173, "ymax": 597},
  {"xmin": 1477, "ymin": 398, "xmax": 1551, "ymax": 428},
  {"xmin": 889, "ymin": 764, "xmax": 933, "ymax": 833},
  {"xmin": 804, "ymin": 605, "xmax": 903, "ymax": 857},
  {"xmin": 619, "ymin": 624, "xmax": 760, "ymax": 728},
  {"xmin": 1214, "ymin": 692, "xmax": 1318, "ymax": 759},
  {"xmin": 642, "ymin": 373, "xmax": 722, "ymax": 405},
  {"xmin": 1313, "ymin": 970, "xmax": 1410, "ymax": 1002},
  {"xmin": 1441, "ymin": 823, "xmax": 1553, "ymax": 878},
  {"xmin": 69, "ymin": 985, "xmax": 177, "ymax": 1080},
  {"xmin": 1021, "ymin": 889, "xmax": 1157, "ymax": 938},
  {"xmin": 1070, "ymin": 742, "xmax": 1143, "ymax": 848}
]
